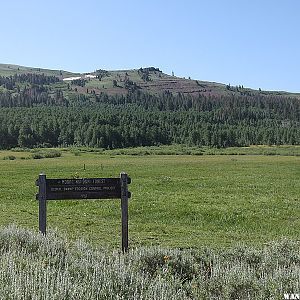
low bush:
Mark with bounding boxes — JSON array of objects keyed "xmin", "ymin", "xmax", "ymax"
[
  {"xmin": 32, "ymin": 153, "xmax": 44, "ymax": 159},
  {"xmin": 43, "ymin": 150, "xmax": 62, "ymax": 158},
  {"xmin": 3, "ymin": 155, "xmax": 16, "ymax": 160},
  {"xmin": 0, "ymin": 225, "xmax": 298, "ymax": 299},
  {"xmin": 72, "ymin": 150, "xmax": 81, "ymax": 156},
  {"xmin": 31, "ymin": 150, "xmax": 62, "ymax": 159}
]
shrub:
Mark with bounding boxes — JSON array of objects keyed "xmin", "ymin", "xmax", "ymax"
[
  {"xmin": 32, "ymin": 153, "xmax": 43, "ymax": 159},
  {"xmin": 3, "ymin": 155, "xmax": 16, "ymax": 160},
  {"xmin": 43, "ymin": 150, "xmax": 62, "ymax": 158},
  {"xmin": 72, "ymin": 150, "xmax": 81, "ymax": 156},
  {"xmin": 0, "ymin": 226, "xmax": 299, "ymax": 299},
  {"xmin": 31, "ymin": 150, "xmax": 62, "ymax": 159}
]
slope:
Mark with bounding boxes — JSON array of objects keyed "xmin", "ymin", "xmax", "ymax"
[{"xmin": 1, "ymin": 63, "xmax": 299, "ymax": 98}]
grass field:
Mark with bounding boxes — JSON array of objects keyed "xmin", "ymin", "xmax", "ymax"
[{"xmin": 0, "ymin": 148, "xmax": 299, "ymax": 249}]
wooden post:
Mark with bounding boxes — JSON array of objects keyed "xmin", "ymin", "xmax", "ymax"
[
  {"xmin": 38, "ymin": 174, "xmax": 47, "ymax": 235},
  {"xmin": 120, "ymin": 172, "xmax": 129, "ymax": 253},
  {"xmin": 36, "ymin": 172, "xmax": 131, "ymax": 249}
]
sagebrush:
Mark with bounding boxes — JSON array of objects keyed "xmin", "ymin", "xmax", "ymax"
[{"xmin": 0, "ymin": 225, "xmax": 299, "ymax": 299}]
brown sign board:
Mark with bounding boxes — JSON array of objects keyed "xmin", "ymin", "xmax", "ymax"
[
  {"xmin": 36, "ymin": 173, "xmax": 131, "ymax": 252},
  {"xmin": 36, "ymin": 177, "xmax": 131, "ymax": 200}
]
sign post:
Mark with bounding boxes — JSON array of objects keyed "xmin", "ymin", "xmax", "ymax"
[
  {"xmin": 36, "ymin": 172, "xmax": 131, "ymax": 252},
  {"xmin": 120, "ymin": 172, "xmax": 129, "ymax": 253},
  {"xmin": 37, "ymin": 174, "xmax": 47, "ymax": 235}
]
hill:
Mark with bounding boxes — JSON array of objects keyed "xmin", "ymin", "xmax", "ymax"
[
  {"xmin": 0, "ymin": 63, "xmax": 79, "ymax": 78},
  {"xmin": 0, "ymin": 63, "xmax": 299, "ymax": 149},
  {"xmin": 1, "ymin": 63, "xmax": 300, "ymax": 98}
]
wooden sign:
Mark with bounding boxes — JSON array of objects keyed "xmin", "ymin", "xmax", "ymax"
[
  {"xmin": 36, "ymin": 172, "xmax": 131, "ymax": 252},
  {"xmin": 44, "ymin": 178, "xmax": 123, "ymax": 200}
]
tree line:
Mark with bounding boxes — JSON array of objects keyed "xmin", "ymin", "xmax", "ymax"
[
  {"xmin": 0, "ymin": 73, "xmax": 299, "ymax": 149},
  {"xmin": 0, "ymin": 73, "xmax": 59, "ymax": 90}
]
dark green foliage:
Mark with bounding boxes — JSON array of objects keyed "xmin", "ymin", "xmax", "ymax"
[
  {"xmin": 95, "ymin": 69, "xmax": 109, "ymax": 81},
  {"xmin": 0, "ymin": 74, "xmax": 299, "ymax": 149},
  {"xmin": 31, "ymin": 149, "xmax": 61, "ymax": 159},
  {"xmin": 124, "ymin": 79, "xmax": 140, "ymax": 92},
  {"xmin": 0, "ymin": 73, "xmax": 59, "ymax": 88},
  {"xmin": 32, "ymin": 153, "xmax": 44, "ymax": 159},
  {"xmin": 3, "ymin": 155, "xmax": 16, "ymax": 160},
  {"xmin": 71, "ymin": 78, "xmax": 86, "ymax": 87},
  {"xmin": 0, "ymin": 73, "xmax": 67, "ymax": 107},
  {"xmin": 138, "ymin": 67, "xmax": 151, "ymax": 82}
]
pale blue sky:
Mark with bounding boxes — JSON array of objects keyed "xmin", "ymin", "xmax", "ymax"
[{"xmin": 1, "ymin": 0, "xmax": 299, "ymax": 92}]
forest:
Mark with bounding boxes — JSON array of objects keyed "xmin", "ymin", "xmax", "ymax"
[{"xmin": 0, "ymin": 73, "xmax": 299, "ymax": 149}]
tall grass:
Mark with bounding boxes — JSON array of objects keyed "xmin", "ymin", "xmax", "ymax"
[{"xmin": 0, "ymin": 225, "xmax": 299, "ymax": 299}]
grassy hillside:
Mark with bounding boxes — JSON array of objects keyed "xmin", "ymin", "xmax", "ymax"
[
  {"xmin": 0, "ymin": 148, "xmax": 299, "ymax": 248},
  {"xmin": 0, "ymin": 225, "xmax": 299, "ymax": 299},
  {"xmin": 0, "ymin": 63, "xmax": 79, "ymax": 78},
  {"xmin": 1, "ymin": 63, "xmax": 299, "ymax": 98}
]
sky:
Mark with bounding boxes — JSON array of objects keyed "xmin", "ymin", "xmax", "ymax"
[{"xmin": 1, "ymin": 0, "xmax": 299, "ymax": 92}]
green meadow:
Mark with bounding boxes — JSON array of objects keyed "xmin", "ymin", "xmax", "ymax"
[{"xmin": 0, "ymin": 148, "xmax": 299, "ymax": 249}]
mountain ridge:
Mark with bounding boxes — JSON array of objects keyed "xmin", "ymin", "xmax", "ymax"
[{"xmin": 1, "ymin": 63, "xmax": 299, "ymax": 99}]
